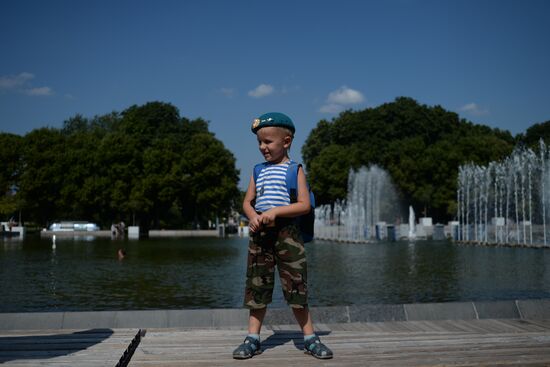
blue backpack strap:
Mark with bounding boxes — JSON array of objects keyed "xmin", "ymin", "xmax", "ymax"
[
  {"xmin": 286, "ymin": 162, "xmax": 315, "ymax": 207},
  {"xmin": 286, "ymin": 161, "xmax": 315, "ymax": 243},
  {"xmin": 253, "ymin": 162, "xmax": 267, "ymax": 184},
  {"xmin": 286, "ymin": 161, "xmax": 300, "ymax": 202},
  {"xmin": 251, "ymin": 162, "xmax": 267, "ymax": 210}
]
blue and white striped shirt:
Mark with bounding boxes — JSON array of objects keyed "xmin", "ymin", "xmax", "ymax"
[{"xmin": 254, "ymin": 161, "xmax": 292, "ymax": 212}]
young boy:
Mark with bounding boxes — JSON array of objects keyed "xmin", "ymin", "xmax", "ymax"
[{"xmin": 232, "ymin": 112, "xmax": 333, "ymax": 360}]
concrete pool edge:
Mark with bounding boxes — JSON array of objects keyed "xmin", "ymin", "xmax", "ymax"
[{"xmin": 1, "ymin": 299, "xmax": 549, "ymax": 330}]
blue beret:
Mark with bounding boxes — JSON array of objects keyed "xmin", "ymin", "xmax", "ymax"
[{"xmin": 251, "ymin": 112, "xmax": 295, "ymax": 134}]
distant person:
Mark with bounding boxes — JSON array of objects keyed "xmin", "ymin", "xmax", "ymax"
[
  {"xmin": 232, "ymin": 113, "xmax": 332, "ymax": 360},
  {"xmin": 111, "ymin": 222, "xmax": 126, "ymax": 237},
  {"xmin": 117, "ymin": 248, "xmax": 126, "ymax": 260},
  {"xmin": 8, "ymin": 217, "xmax": 15, "ymax": 232}
]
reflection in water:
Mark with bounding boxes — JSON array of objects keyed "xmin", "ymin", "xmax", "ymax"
[
  {"xmin": 50, "ymin": 239, "xmax": 58, "ymax": 308},
  {"xmin": 0, "ymin": 236, "xmax": 549, "ymax": 312},
  {"xmin": 311, "ymin": 240, "xmax": 462, "ymax": 305}
]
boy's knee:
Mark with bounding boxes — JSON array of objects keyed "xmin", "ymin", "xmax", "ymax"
[{"xmin": 245, "ymin": 299, "xmax": 269, "ymax": 309}]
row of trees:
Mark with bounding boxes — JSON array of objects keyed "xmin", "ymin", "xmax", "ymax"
[
  {"xmin": 2, "ymin": 97, "xmax": 547, "ymax": 228},
  {"xmin": 302, "ymin": 97, "xmax": 550, "ymax": 222},
  {"xmin": 0, "ymin": 102, "xmax": 240, "ymax": 229}
]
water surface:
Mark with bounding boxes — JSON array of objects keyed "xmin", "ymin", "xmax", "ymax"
[{"xmin": 1, "ymin": 236, "xmax": 549, "ymax": 312}]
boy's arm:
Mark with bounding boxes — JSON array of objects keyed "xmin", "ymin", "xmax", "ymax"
[
  {"xmin": 243, "ymin": 175, "xmax": 261, "ymax": 232},
  {"xmin": 259, "ymin": 166, "xmax": 310, "ymax": 225}
]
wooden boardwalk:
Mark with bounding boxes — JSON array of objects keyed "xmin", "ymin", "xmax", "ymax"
[
  {"xmin": 131, "ymin": 319, "xmax": 550, "ymax": 367},
  {"xmin": 0, "ymin": 328, "xmax": 136, "ymax": 366},
  {"xmin": 1, "ymin": 319, "xmax": 550, "ymax": 366}
]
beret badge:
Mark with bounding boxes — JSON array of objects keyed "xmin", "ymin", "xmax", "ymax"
[{"xmin": 252, "ymin": 118, "xmax": 260, "ymax": 130}]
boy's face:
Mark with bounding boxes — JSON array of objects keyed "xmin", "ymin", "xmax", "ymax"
[{"xmin": 256, "ymin": 127, "xmax": 292, "ymax": 163}]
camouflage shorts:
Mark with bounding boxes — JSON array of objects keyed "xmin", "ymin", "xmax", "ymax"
[{"xmin": 244, "ymin": 222, "xmax": 308, "ymax": 309}]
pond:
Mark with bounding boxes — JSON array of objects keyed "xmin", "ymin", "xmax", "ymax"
[{"xmin": 1, "ymin": 236, "xmax": 549, "ymax": 312}]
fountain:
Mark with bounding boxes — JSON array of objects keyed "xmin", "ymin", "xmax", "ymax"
[
  {"xmin": 315, "ymin": 165, "xmax": 403, "ymax": 242},
  {"xmin": 408, "ymin": 205, "xmax": 416, "ymax": 240},
  {"xmin": 457, "ymin": 139, "xmax": 549, "ymax": 247}
]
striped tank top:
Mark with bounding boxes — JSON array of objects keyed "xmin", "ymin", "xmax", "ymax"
[{"xmin": 254, "ymin": 160, "xmax": 292, "ymax": 212}]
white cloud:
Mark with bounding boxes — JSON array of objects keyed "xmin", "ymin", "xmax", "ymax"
[
  {"xmin": 327, "ymin": 86, "xmax": 364, "ymax": 105},
  {"xmin": 26, "ymin": 86, "xmax": 54, "ymax": 96},
  {"xmin": 320, "ymin": 86, "xmax": 365, "ymax": 114},
  {"xmin": 0, "ymin": 72, "xmax": 34, "ymax": 90},
  {"xmin": 460, "ymin": 102, "xmax": 489, "ymax": 116},
  {"xmin": 0, "ymin": 72, "xmax": 54, "ymax": 97},
  {"xmin": 248, "ymin": 84, "xmax": 274, "ymax": 98}
]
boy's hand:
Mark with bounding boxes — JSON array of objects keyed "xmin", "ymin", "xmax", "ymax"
[
  {"xmin": 249, "ymin": 214, "xmax": 262, "ymax": 233},
  {"xmin": 259, "ymin": 209, "xmax": 277, "ymax": 227}
]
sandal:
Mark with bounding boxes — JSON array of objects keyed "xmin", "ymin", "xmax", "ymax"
[
  {"xmin": 304, "ymin": 335, "xmax": 333, "ymax": 359},
  {"xmin": 232, "ymin": 336, "xmax": 262, "ymax": 359}
]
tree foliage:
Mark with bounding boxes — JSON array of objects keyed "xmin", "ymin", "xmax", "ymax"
[
  {"xmin": 518, "ymin": 120, "xmax": 550, "ymax": 149},
  {"xmin": 2, "ymin": 102, "xmax": 240, "ymax": 229},
  {"xmin": 0, "ymin": 133, "xmax": 23, "ymax": 218},
  {"xmin": 302, "ymin": 97, "xmax": 518, "ymax": 221}
]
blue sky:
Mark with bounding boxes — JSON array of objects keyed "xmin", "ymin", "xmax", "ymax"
[{"xmin": 1, "ymin": 0, "xmax": 549, "ymax": 188}]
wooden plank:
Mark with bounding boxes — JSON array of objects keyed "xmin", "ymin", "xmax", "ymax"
[
  {"xmin": 496, "ymin": 319, "xmax": 550, "ymax": 332},
  {"xmin": 0, "ymin": 328, "xmax": 136, "ymax": 367},
  {"xmin": 129, "ymin": 320, "xmax": 550, "ymax": 367},
  {"xmin": 2, "ymin": 320, "xmax": 550, "ymax": 366}
]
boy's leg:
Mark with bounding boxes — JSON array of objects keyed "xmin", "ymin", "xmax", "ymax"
[
  {"xmin": 275, "ymin": 224, "xmax": 309, "ymax": 311},
  {"xmin": 291, "ymin": 306, "xmax": 314, "ymax": 335},
  {"xmin": 276, "ymin": 225, "xmax": 333, "ymax": 359},
  {"xmin": 233, "ymin": 307, "xmax": 266, "ymax": 359},
  {"xmin": 248, "ymin": 307, "xmax": 267, "ymax": 334},
  {"xmin": 295, "ymin": 306, "xmax": 333, "ymax": 359},
  {"xmin": 234, "ymin": 231, "xmax": 276, "ymax": 359}
]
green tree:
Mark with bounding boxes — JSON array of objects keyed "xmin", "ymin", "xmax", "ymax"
[
  {"xmin": 0, "ymin": 133, "xmax": 23, "ymax": 220},
  {"xmin": 178, "ymin": 133, "xmax": 240, "ymax": 227},
  {"xmin": 308, "ymin": 144, "xmax": 354, "ymax": 205},
  {"xmin": 9, "ymin": 101, "xmax": 240, "ymax": 229},
  {"xmin": 302, "ymin": 97, "xmax": 516, "ymax": 222},
  {"xmin": 519, "ymin": 120, "xmax": 550, "ymax": 149},
  {"xmin": 19, "ymin": 128, "xmax": 67, "ymax": 225}
]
